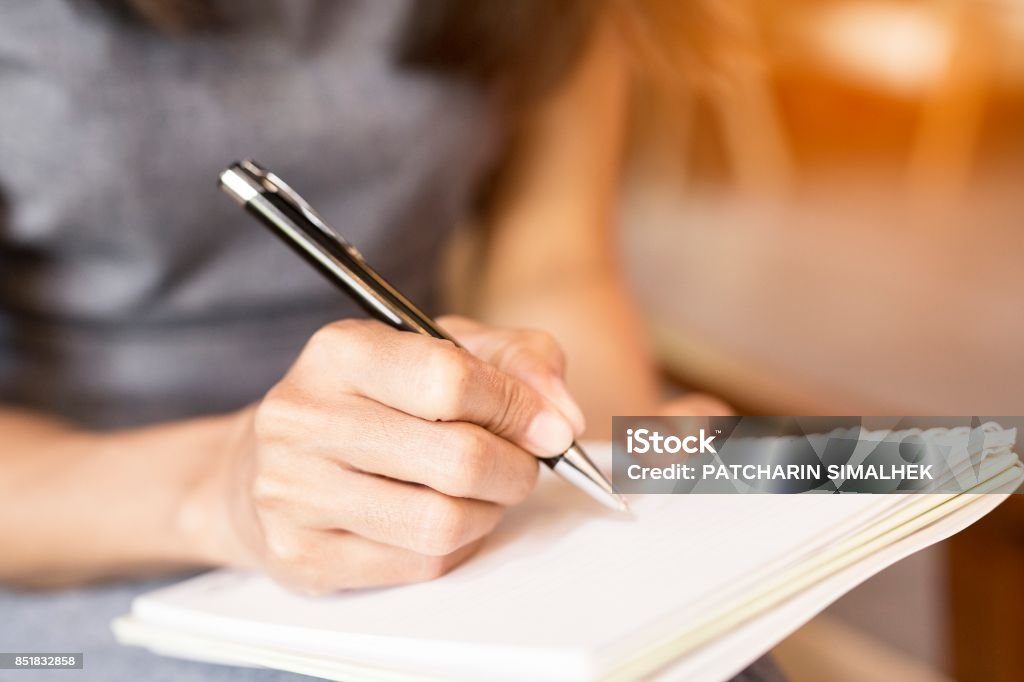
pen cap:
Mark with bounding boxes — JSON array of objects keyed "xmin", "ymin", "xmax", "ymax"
[{"xmin": 219, "ymin": 163, "xmax": 262, "ymax": 205}]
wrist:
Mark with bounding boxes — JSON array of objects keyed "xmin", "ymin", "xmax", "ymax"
[{"xmin": 173, "ymin": 408, "xmax": 257, "ymax": 570}]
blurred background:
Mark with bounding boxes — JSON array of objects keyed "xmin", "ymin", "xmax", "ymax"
[{"xmin": 615, "ymin": 0, "xmax": 1024, "ymax": 680}]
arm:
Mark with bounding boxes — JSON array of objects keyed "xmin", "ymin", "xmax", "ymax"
[
  {"xmin": 0, "ymin": 318, "xmax": 582, "ymax": 588},
  {"xmin": 467, "ymin": 15, "xmax": 661, "ymax": 436},
  {"xmin": 0, "ymin": 407, "xmax": 230, "ymax": 586}
]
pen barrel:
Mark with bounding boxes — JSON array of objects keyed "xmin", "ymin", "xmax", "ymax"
[{"xmin": 228, "ymin": 175, "xmax": 454, "ymax": 343}]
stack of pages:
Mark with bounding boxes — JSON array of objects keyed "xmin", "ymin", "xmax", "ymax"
[{"xmin": 114, "ymin": 423, "xmax": 1022, "ymax": 682}]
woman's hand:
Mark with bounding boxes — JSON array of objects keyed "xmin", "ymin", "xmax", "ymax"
[{"xmin": 191, "ymin": 316, "xmax": 585, "ymax": 594}]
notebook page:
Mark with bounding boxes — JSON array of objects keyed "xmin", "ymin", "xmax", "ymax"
[
  {"xmin": 127, "ymin": 444, "xmax": 893, "ymax": 681},
  {"xmin": 663, "ymin": 446, "xmax": 1022, "ymax": 633},
  {"xmin": 614, "ymin": 464, "xmax": 1022, "ymax": 680},
  {"xmin": 113, "ymin": 486, "xmax": 1013, "ymax": 682},
  {"xmin": 650, "ymin": 492, "xmax": 1016, "ymax": 681}
]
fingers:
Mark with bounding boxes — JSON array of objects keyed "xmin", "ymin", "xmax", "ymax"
[
  {"xmin": 256, "ymin": 458, "xmax": 506, "ymax": 556},
  {"xmin": 261, "ymin": 526, "xmax": 484, "ymax": 594},
  {"xmin": 297, "ymin": 320, "xmax": 577, "ymax": 457},
  {"xmin": 299, "ymin": 398, "xmax": 539, "ymax": 505},
  {"xmin": 256, "ymin": 391, "xmax": 539, "ymax": 504},
  {"xmin": 438, "ymin": 315, "xmax": 586, "ymax": 435}
]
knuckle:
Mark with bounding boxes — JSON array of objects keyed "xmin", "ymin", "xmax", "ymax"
[
  {"xmin": 317, "ymin": 318, "xmax": 363, "ymax": 342},
  {"xmin": 536, "ymin": 334, "xmax": 566, "ymax": 369},
  {"xmin": 252, "ymin": 391, "xmax": 291, "ymax": 440},
  {"xmin": 250, "ymin": 472, "xmax": 291, "ymax": 510},
  {"xmin": 263, "ymin": 533, "xmax": 354, "ymax": 595},
  {"xmin": 421, "ymin": 344, "xmax": 473, "ymax": 420},
  {"xmin": 263, "ymin": 528, "xmax": 308, "ymax": 567},
  {"xmin": 507, "ymin": 460, "xmax": 540, "ymax": 504},
  {"xmin": 254, "ymin": 381, "xmax": 330, "ymax": 440},
  {"xmin": 306, "ymin": 319, "xmax": 374, "ymax": 361},
  {"xmin": 447, "ymin": 428, "xmax": 493, "ymax": 494},
  {"xmin": 492, "ymin": 379, "xmax": 532, "ymax": 437},
  {"xmin": 307, "ymin": 322, "xmax": 344, "ymax": 353},
  {"xmin": 254, "ymin": 383, "xmax": 358, "ymax": 445},
  {"xmin": 417, "ymin": 495, "xmax": 470, "ymax": 556}
]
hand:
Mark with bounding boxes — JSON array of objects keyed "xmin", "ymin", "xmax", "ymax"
[{"xmin": 192, "ymin": 316, "xmax": 585, "ymax": 594}]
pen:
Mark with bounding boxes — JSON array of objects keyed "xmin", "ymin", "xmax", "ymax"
[{"xmin": 219, "ymin": 159, "xmax": 629, "ymax": 513}]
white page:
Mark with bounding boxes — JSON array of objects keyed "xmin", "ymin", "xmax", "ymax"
[
  {"xmin": 652, "ymin": 481, "xmax": 1018, "ymax": 681},
  {"xmin": 113, "ymin": 484, "xmax": 1015, "ymax": 682},
  {"xmin": 118, "ymin": 438, "xmax": 1020, "ymax": 682}
]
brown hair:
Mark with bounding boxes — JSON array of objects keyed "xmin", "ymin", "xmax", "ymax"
[{"xmin": 89, "ymin": 0, "xmax": 604, "ymax": 103}]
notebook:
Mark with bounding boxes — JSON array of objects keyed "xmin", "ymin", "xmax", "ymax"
[{"xmin": 114, "ymin": 424, "xmax": 1023, "ymax": 682}]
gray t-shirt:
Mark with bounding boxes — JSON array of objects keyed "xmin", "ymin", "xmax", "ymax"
[{"xmin": 0, "ymin": 0, "xmax": 497, "ymax": 429}]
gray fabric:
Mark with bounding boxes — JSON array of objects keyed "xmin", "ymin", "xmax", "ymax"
[
  {"xmin": 0, "ymin": 0, "xmax": 497, "ymax": 428},
  {"xmin": 0, "ymin": 577, "xmax": 310, "ymax": 681}
]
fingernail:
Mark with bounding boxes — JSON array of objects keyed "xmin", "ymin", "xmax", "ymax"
[
  {"xmin": 549, "ymin": 379, "xmax": 587, "ymax": 436},
  {"xmin": 526, "ymin": 410, "xmax": 575, "ymax": 456}
]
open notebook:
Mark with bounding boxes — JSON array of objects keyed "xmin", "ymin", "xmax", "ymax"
[{"xmin": 114, "ymin": 424, "xmax": 1022, "ymax": 682}]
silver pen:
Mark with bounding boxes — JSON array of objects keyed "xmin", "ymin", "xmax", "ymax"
[{"xmin": 219, "ymin": 160, "xmax": 628, "ymax": 513}]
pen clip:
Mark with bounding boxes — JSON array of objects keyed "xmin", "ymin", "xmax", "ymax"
[{"xmin": 240, "ymin": 160, "xmax": 368, "ymax": 263}]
